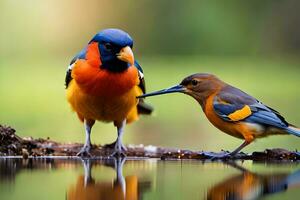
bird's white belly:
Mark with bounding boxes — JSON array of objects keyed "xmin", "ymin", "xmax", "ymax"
[{"xmin": 242, "ymin": 122, "xmax": 265, "ymax": 136}]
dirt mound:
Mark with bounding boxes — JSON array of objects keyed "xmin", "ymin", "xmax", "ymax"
[{"xmin": 0, "ymin": 125, "xmax": 23, "ymax": 156}]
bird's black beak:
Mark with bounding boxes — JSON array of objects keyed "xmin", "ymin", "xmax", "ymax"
[{"xmin": 137, "ymin": 85, "xmax": 185, "ymax": 98}]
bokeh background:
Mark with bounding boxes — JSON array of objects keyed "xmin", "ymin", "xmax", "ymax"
[{"xmin": 1, "ymin": 0, "xmax": 300, "ymax": 153}]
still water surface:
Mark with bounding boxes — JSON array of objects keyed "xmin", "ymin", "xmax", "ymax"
[{"xmin": 0, "ymin": 158, "xmax": 299, "ymax": 200}]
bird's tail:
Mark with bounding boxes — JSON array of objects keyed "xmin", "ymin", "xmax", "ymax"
[
  {"xmin": 286, "ymin": 124, "xmax": 300, "ymax": 137},
  {"xmin": 137, "ymin": 100, "xmax": 153, "ymax": 115}
]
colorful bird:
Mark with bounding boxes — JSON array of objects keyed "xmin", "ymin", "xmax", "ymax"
[
  {"xmin": 207, "ymin": 162, "xmax": 300, "ymax": 200},
  {"xmin": 138, "ymin": 73, "xmax": 300, "ymax": 158},
  {"xmin": 67, "ymin": 158, "xmax": 151, "ymax": 200},
  {"xmin": 66, "ymin": 28, "xmax": 152, "ymax": 156}
]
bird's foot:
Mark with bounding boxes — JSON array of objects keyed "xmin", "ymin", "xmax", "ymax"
[
  {"xmin": 77, "ymin": 145, "xmax": 92, "ymax": 157},
  {"xmin": 110, "ymin": 149, "xmax": 126, "ymax": 158},
  {"xmin": 110, "ymin": 141, "xmax": 127, "ymax": 158},
  {"xmin": 105, "ymin": 141, "xmax": 127, "ymax": 151},
  {"xmin": 202, "ymin": 151, "xmax": 232, "ymax": 160}
]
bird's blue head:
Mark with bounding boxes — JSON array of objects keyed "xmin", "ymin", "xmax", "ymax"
[{"xmin": 89, "ymin": 28, "xmax": 134, "ymax": 72}]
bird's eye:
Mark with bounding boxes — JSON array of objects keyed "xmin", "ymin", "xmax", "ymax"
[
  {"xmin": 104, "ymin": 43, "xmax": 113, "ymax": 51},
  {"xmin": 191, "ymin": 79, "xmax": 198, "ymax": 86}
]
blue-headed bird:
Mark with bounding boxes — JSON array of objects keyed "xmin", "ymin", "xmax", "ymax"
[
  {"xmin": 67, "ymin": 158, "xmax": 151, "ymax": 200},
  {"xmin": 65, "ymin": 29, "xmax": 152, "ymax": 156},
  {"xmin": 138, "ymin": 73, "xmax": 300, "ymax": 158}
]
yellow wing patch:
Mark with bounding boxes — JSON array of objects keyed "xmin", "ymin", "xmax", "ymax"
[{"xmin": 228, "ymin": 105, "xmax": 252, "ymax": 121}]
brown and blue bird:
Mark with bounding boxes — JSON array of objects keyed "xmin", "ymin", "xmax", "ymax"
[
  {"xmin": 207, "ymin": 162, "xmax": 300, "ymax": 200},
  {"xmin": 65, "ymin": 29, "xmax": 152, "ymax": 156},
  {"xmin": 138, "ymin": 73, "xmax": 300, "ymax": 158}
]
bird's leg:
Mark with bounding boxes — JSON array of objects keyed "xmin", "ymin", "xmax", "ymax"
[
  {"xmin": 81, "ymin": 158, "xmax": 93, "ymax": 187},
  {"xmin": 113, "ymin": 157, "xmax": 126, "ymax": 197},
  {"xmin": 204, "ymin": 140, "xmax": 251, "ymax": 160},
  {"xmin": 225, "ymin": 161, "xmax": 249, "ymax": 172},
  {"xmin": 111, "ymin": 120, "xmax": 127, "ymax": 157},
  {"xmin": 77, "ymin": 119, "xmax": 95, "ymax": 157},
  {"xmin": 229, "ymin": 140, "xmax": 251, "ymax": 156}
]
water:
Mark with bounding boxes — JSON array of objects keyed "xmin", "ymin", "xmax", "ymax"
[{"xmin": 0, "ymin": 158, "xmax": 299, "ymax": 200}]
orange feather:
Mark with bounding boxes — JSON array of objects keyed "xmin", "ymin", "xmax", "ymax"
[
  {"xmin": 204, "ymin": 92, "xmax": 255, "ymax": 141},
  {"xmin": 66, "ymin": 42, "xmax": 141, "ymax": 124},
  {"xmin": 228, "ymin": 105, "xmax": 252, "ymax": 121}
]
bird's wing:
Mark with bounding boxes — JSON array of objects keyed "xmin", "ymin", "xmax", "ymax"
[
  {"xmin": 134, "ymin": 60, "xmax": 146, "ymax": 93},
  {"xmin": 134, "ymin": 60, "xmax": 153, "ymax": 114},
  {"xmin": 65, "ymin": 47, "xmax": 87, "ymax": 88},
  {"xmin": 213, "ymin": 86, "xmax": 288, "ymax": 128}
]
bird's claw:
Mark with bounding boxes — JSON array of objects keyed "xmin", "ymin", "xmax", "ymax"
[
  {"xmin": 110, "ymin": 149, "xmax": 126, "ymax": 158},
  {"xmin": 109, "ymin": 142, "xmax": 127, "ymax": 158},
  {"xmin": 77, "ymin": 145, "xmax": 93, "ymax": 157},
  {"xmin": 121, "ymin": 144, "xmax": 127, "ymax": 151},
  {"xmin": 104, "ymin": 141, "xmax": 127, "ymax": 151},
  {"xmin": 210, "ymin": 154, "xmax": 232, "ymax": 161}
]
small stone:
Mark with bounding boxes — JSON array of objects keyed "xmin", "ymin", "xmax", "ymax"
[{"xmin": 144, "ymin": 145, "xmax": 157, "ymax": 153}]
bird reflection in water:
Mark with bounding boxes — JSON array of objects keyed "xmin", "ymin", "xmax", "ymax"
[
  {"xmin": 207, "ymin": 162, "xmax": 300, "ymax": 200},
  {"xmin": 67, "ymin": 157, "xmax": 151, "ymax": 200}
]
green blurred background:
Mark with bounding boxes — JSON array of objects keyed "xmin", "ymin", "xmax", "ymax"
[{"xmin": 1, "ymin": 0, "xmax": 300, "ymax": 153}]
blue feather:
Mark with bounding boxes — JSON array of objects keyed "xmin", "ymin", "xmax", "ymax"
[
  {"xmin": 245, "ymin": 110, "xmax": 287, "ymax": 129},
  {"xmin": 214, "ymin": 104, "xmax": 244, "ymax": 116},
  {"xmin": 286, "ymin": 126, "xmax": 300, "ymax": 137},
  {"xmin": 134, "ymin": 60, "xmax": 143, "ymax": 73},
  {"xmin": 90, "ymin": 28, "xmax": 133, "ymax": 48},
  {"xmin": 70, "ymin": 47, "xmax": 87, "ymax": 65}
]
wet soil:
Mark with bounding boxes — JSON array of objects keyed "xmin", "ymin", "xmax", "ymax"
[{"xmin": 0, "ymin": 125, "xmax": 299, "ymax": 161}]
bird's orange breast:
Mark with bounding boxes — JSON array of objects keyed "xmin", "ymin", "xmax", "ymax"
[
  {"xmin": 204, "ymin": 92, "xmax": 246, "ymax": 140},
  {"xmin": 67, "ymin": 175, "xmax": 139, "ymax": 200},
  {"xmin": 72, "ymin": 42, "xmax": 139, "ymax": 97},
  {"xmin": 72, "ymin": 61, "xmax": 139, "ymax": 97},
  {"xmin": 67, "ymin": 79, "xmax": 142, "ymax": 123},
  {"xmin": 66, "ymin": 42, "xmax": 141, "ymax": 123}
]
